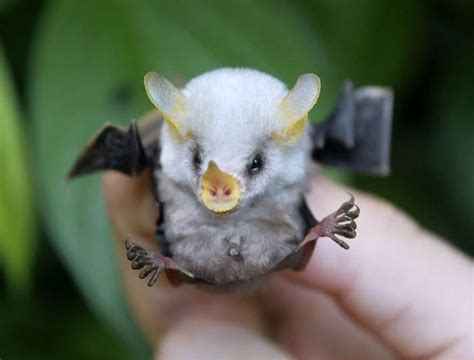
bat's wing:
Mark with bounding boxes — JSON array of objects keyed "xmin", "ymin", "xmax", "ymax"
[
  {"xmin": 273, "ymin": 199, "xmax": 318, "ymax": 272},
  {"xmin": 68, "ymin": 112, "xmax": 190, "ymax": 285},
  {"xmin": 67, "ymin": 110, "xmax": 162, "ymax": 179},
  {"xmin": 312, "ymin": 81, "xmax": 393, "ymax": 175}
]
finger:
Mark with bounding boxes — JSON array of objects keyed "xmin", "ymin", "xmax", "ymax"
[
  {"xmin": 261, "ymin": 277, "xmax": 395, "ymax": 360},
  {"xmin": 102, "ymin": 170, "xmax": 157, "ymax": 242},
  {"xmin": 102, "ymin": 171, "xmax": 266, "ymax": 348},
  {"xmin": 289, "ymin": 171, "xmax": 473, "ymax": 359},
  {"xmin": 156, "ymin": 316, "xmax": 290, "ymax": 359}
]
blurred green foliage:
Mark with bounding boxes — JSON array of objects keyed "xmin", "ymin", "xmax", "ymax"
[
  {"xmin": 0, "ymin": 47, "xmax": 35, "ymax": 296},
  {"xmin": 0, "ymin": 0, "xmax": 472, "ymax": 359}
]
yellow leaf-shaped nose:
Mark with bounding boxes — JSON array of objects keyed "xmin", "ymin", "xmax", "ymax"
[{"xmin": 201, "ymin": 161, "xmax": 240, "ymax": 214}]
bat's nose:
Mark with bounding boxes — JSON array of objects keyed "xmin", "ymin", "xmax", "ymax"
[{"xmin": 200, "ymin": 161, "xmax": 240, "ymax": 214}]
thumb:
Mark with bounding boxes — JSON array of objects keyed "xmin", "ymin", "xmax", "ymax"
[{"xmin": 290, "ymin": 173, "xmax": 473, "ymax": 359}]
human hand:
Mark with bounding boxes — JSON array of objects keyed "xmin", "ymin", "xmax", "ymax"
[{"xmin": 103, "ymin": 170, "xmax": 473, "ymax": 359}]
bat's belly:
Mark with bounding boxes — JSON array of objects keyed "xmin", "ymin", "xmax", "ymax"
[{"xmin": 166, "ymin": 209, "xmax": 304, "ymax": 286}]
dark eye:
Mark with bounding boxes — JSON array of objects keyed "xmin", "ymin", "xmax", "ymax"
[
  {"xmin": 193, "ymin": 150, "xmax": 201, "ymax": 169},
  {"xmin": 248, "ymin": 154, "xmax": 264, "ymax": 175}
]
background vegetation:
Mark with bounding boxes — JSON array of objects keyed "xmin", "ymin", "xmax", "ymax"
[{"xmin": 0, "ymin": 0, "xmax": 472, "ymax": 358}]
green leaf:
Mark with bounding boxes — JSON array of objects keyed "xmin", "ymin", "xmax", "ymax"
[
  {"xmin": 0, "ymin": 45, "xmax": 36, "ymax": 296},
  {"xmin": 294, "ymin": 0, "xmax": 426, "ymax": 88},
  {"xmin": 30, "ymin": 0, "xmax": 339, "ymax": 353},
  {"xmin": 0, "ymin": 0, "xmax": 16, "ymax": 13}
]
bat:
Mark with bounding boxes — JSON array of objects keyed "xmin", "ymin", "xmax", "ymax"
[{"xmin": 68, "ymin": 68, "xmax": 392, "ymax": 290}]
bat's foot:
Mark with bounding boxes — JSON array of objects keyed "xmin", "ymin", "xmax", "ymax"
[
  {"xmin": 125, "ymin": 239, "xmax": 195, "ymax": 287},
  {"xmin": 299, "ymin": 194, "xmax": 359, "ymax": 250}
]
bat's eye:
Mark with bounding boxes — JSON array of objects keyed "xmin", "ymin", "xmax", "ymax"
[
  {"xmin": 248, "ymin": 154, "xmax": 264, "ymax": 175},
  {"xmin": 193, "ymin": 150, "xmax": 201, "ymax": 170}
]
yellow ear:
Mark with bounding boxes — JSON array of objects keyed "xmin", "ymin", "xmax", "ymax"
[
  {"xmin": 144, "ymin": 72, "xmax": 189, "ymax": 141},
  {"xmin": 274, "ymin": 74, "xmax": 321, "ymax": 144}
]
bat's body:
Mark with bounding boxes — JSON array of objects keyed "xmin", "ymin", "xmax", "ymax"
[
  {"xmin": 154, "ymin": 69, "xmax": 310, "ymax": 286},
  {"xmin": 160, "ymin": 170, "xmax": 306, "ymax": 287},
  {"xmin": 68, "ymin": 68, "xmax": 393, "ymax": 289}
]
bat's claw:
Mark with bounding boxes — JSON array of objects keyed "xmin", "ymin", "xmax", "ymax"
[
  {"xmin": 299, "ymin": 194, "xmax": 359, "ymax": 250},
  {"xmin": 125, "ymin": 239, "xmax": 195, "ymax": 287}
]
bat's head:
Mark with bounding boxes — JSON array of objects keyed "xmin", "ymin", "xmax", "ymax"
[{"xmin": 144, "ymin": 68, "xmax": 320, "ymax": 215}]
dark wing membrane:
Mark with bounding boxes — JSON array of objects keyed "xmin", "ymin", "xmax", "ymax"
[
  {"xmin": 312, "ymin": 81, "xmax": 393, "ymax": 175},
  {"xmin": 67, "ymin": 111, "xmax": 162, "ymax": 179},
  {"xmin": 271, "ymin": 198, "xmax": 318, "ymax": 272},
  {"xmin": 134, "ymin": 110, "xmax": 162, "ymax": 167}
]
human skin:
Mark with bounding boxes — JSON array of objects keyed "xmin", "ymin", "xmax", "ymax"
[{"xmin": 102, "ymin": 169, "xmax": 473, "ymax": 359}]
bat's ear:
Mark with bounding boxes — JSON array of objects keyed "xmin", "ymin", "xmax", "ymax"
[
  {"xmin": 144, "ymin": 72, "xmax": 189, "ymax": 141},
  {"xmin": 274, "ymin": 74, "xmax": 321, "ymax": 144}
]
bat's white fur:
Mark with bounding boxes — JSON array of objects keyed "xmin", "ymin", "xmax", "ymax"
[
  {"xmin": 157, "ymin": 68, "xmax": 313, "ymax": 286},
  {"xmin": 160, "ymin": 68, "xmax": 310, "ymax": 206}
]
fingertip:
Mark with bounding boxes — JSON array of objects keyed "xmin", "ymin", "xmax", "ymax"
[{"xmin": 102, "ymin": 170, "xmax": 152, "ymax": 205}]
